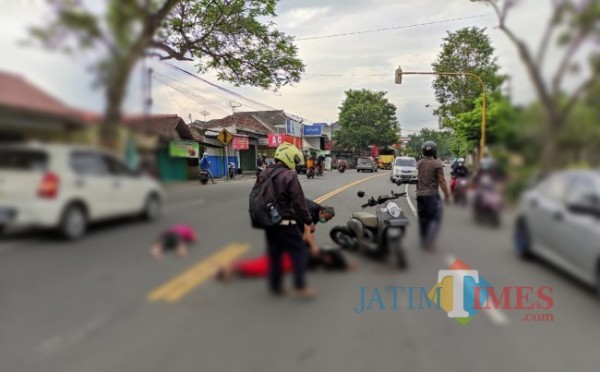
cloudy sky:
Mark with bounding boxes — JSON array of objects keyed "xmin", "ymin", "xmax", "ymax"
[{"xmin": 0, "ymin": 0, "xmax": 577, "ymax": 133}]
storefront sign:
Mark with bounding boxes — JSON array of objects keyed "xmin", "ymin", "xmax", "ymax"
[
  {"xmin": 268, "ymin": 133, "xmax": 285, "ymax": 147},
  {"xmin": 303, "ymin": 124, "xmax": 323, "ymax": 137},
  {"xmin": 169, "ymin": 140, "xmax": 199, "ymax": 158},
  {"xmin": 285, "ymin": 118, "xmax": 303, "ymax": 136},
  {"xmin": 232, "ymin": 135, "xmax": 249, "ymax": 150}
]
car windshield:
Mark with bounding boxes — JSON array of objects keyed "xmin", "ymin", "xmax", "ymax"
[
  {"xmin": 358, "ymin": 158, "xmax": 371, "ymax": 164},
  {"xmin": 0, "ymin": 149, "xmax": 48, "ymax": 171},
  {"xmin": 395, "ymin": 158, "xmax": 416, "ymax": 167}
]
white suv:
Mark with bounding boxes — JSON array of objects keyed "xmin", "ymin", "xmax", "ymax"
[
  {"xmin": 0, "ymin": 143, "xmax": 164, "ymax": 239},
  {"xmin": 391, "ymin": 156, "xmax": 418, "ymax": 184}
]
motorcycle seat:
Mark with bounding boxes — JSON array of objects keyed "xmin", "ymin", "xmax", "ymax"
[{"xmin": 351, "ymin": 212, "xmax": 378, "ymax": 229}]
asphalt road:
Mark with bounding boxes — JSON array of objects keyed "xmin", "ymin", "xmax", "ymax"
[{"xmin": 1, "ymin": 169, "xmax": 599, "ymax": 372}]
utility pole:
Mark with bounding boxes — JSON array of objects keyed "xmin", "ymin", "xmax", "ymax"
[
  {"xmin": 225, "ymin": 101, "xmax": 241, "ymax": 179},
  {"xmin": 199, "ymin": 110, "xmax": 210, "ymax": 122}
]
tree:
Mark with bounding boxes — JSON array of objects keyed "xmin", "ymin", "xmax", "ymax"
[
  {"xmin": 431, "ymin": 27, "xmax": 504, "ymax": 125},
  {"xmin": 30, "ymin": 0, "xmax": 304, "ymax": 149},
  {"xmin": 334, "ymin": 89, "xmax": 399, "ymax": 152},
  {"xmin": 471, "ymin": 0, "xmax": 600, "ymax": 171},
  {"xmin": 404, "ymin": 128, "xmax": 454, "ymax": 159}
]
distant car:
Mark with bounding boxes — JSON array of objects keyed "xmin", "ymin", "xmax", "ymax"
[
  {"xmin": 0, "ymin": 143, "xmax": 164, "ymax": 240},
  {"xmin": 514, "ymin": 169, "xmax": 600, "ymax": 296},
  {"xmin": 391, "ymin": 156, "xmax": 417, "ymax": 183},
  {"xmin": 356, "ymin": 157, "xmax": 378, "ymax": 173}
]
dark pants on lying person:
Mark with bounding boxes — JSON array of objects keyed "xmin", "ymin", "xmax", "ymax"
[
  {"xmin": 416, "ymin": 195, "xmax": 442, "ymax": 248},
  {"xmin": 265, "ymin": 224, "xmax": 308, "ymax": 293}
]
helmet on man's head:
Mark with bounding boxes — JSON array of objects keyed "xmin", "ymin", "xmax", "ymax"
[
  {"xmin": 421, "ymin": 141, "xmax": 438, "ymax": 157},
  {"xmin": 274, "ymin": 142, "xmax": 303, "ymax": 170},
  {"xmin": 203, "ymin": 152, "xmax": 208, "ymax": 157}
]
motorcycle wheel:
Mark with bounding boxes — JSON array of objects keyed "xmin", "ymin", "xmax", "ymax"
[
  {"xmin": 330, "ymin": 226, "xmax": 356, "ymax": 250},
  {"xmin": 199, "ymin": 174, "xmax": 208, "ymax": 185}
]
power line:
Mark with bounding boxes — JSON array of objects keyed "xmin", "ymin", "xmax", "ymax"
[
  {"xmin": 161, "ymin": 62, "xmax": 316, "ymax": 123},
  {"xmin": 303, "ymin": 73, "xmax": 389, "ymax": 77},
  {"xmin": 295, "ymin": 14, "xmax": 493, "ymax": 41}
]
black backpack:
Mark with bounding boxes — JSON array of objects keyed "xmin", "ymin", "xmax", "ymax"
[{"xmin": 249, "ymin": 167, "xmax": 286, "ymax": 228}]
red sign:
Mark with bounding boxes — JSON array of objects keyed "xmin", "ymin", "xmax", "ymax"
[
  {"xmin": 267, "ymin": 133, "xmax": 284, "ymax": 148},
  {"xmin": 371, "ymin": 145, "xmax": 380, "ymax": 158},
  {"xmin": 284, "ymin": 135, "xmax": 302, "ymax": 149},
  {"xmin": 232, "ymin": 135, "xmax": 249, "ymax": 150},
  {"xmin": 325, "ymin": 141, "xmax": 333, "ymax": 151}
]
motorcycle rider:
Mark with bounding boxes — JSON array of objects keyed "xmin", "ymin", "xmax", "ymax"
[
  {"xmin": 416, "ymin": 141, "xmax": 450, "ymax": 251},
  {"xmin": 261, "ymin": 143, "xmax": 316, "ymax": 297},
  {"xmin": 200, "ymin": 152, "xmax": 215, "ymax": 184},
  {"xmin": 450, "ymin": 158, "xmax": 469, "ymax": 192}
]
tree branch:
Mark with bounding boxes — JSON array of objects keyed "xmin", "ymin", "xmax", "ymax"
[
  {"xmin": 552, "ymin": 31, "xmax": 585, "ymax": 95},
  {"xmin": 150, "ymin": 41, "xmax": 193, "ymax": 60}
]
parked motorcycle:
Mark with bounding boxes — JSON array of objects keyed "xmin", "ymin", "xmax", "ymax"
[
  {"xmin": 330, "ymin": 190, "xmax": 409, "ymax": 269},
  {"xmin": 473, "ymin": 175, "xmax": 503, "ymax": 227},
  {"xmin": 452, "ymin": 176, "xmax": 469, "ymax": 206},
  {"xmin": 228, "ymin": 162, "xmax": 236, "ymax": 179}
]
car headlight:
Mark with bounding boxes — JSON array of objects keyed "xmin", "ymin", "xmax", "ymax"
[{"xmin": 387, "ymin": 202, "xmax": 401, "ymax": 218}]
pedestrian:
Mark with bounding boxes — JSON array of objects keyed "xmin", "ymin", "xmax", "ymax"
[
  {"xmin": 415, "ymin": 141, "xmax": 450, "ymax": 251},
  {"xmin": 150, "ymin": 224, "xmax": 199, "ymax": 260},
  {"xmin": 260, "ymin": 142, "xmax": 316, "ymax": 297},
  {"xmin": 200, "ymin": 152, "xmax": 215, "ymax": 184}
]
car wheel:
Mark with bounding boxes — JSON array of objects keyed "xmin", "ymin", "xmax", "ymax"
[
  {"xmin": 514, "ymin": 217, "xmax": 533, "ymax": 259},
  {"xmin": 59, "ymin": 204, "xmax": 87, "ymax": 240},
  {"xmin": 142, "ymin": 194, "xmax": 161, "ymax": 220}
]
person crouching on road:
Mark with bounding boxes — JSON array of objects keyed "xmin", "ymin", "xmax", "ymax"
[
  {"xmin": 263, "ymin": 143, "xmax": 316, "ymax": 298},
  {"xmin": 416, "ymin": 141, "xmax": 450, "ymax": 251},
  {"xmin": 215, "ymin": 202, "xmax": 356, "ymax": 280},
  {"xmin": 150, "ymin": 224, "xmax": 199, "ymax": 259}
]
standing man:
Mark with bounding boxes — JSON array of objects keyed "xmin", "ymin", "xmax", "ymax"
[
  {"xmin": 200, "ymin": 152, "xmax": 215, "ymax": 184},
  {"xmin": 262, "ymin": 143, "xmax": 316, "ymax": 297},
  {"xmin": 416, "ymin": 141, "xmax": 450, "ymax": 251}
]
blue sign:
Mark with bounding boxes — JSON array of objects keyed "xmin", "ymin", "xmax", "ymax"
[
  {"xmin": 303, "ymin": 124, "xmax": 323, "ymax": 137},
  {"xmin": 285, "ymin": 118, "xmax": 302, "ymax": 136}
]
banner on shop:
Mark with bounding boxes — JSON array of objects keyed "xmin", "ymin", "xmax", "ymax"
[{"xmin": 232, "ymin": 135, "xmax": 249, "ymax": 150}]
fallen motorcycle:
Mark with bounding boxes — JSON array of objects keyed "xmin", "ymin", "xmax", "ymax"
[{"xmin": 330, "ymin": 190, "xmax": 409, "ymax": 269}]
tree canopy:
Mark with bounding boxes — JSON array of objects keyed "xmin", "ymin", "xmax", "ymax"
[
  {"xmin": 334, "ymin": 89, "xmax": 399, "ymax": 152},
  {"xmin": 31, "ymin": 0, "xmax": 304, "ymax": 148}
]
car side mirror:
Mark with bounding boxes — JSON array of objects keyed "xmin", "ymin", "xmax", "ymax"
[{"xmin": 357, "ymin": 191, "xmax": 365, "ymax": 198}]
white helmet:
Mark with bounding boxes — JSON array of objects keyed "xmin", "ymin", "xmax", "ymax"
[{"xmin": 458, "ymin": 158, "xmax": 465, "ymax": 163}]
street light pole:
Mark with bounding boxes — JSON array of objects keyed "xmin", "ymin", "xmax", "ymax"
[{"xmin": 395, "ymin": 66, "xmax": 487, "ymax": 164}]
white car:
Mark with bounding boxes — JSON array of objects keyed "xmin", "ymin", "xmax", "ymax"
[
  {"xmin": 514, "ymin": 170, "xmax": 600, "ymax": 296},
  {"xmin": 390, "ymin": 156, "xmax": 418, "ymax": 184},
  {"xmin": 0, "ymin": 143, "xmax": 164, "ymax": 239}
]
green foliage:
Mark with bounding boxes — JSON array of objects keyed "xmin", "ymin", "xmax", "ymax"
[
  {"xmin": 432, "ymin": 27, "xmax": 504, "ymax": 122},
  {"xmin": 404, "ymin": 128, "xmax": 454, "ymax": 159},
  {"xmin": 334, "ymin": 89, "xmax": 399, "ymax": 151},
  {"xmin": 31, "ymin": 0, "xmax": 304, "ymax": 91}
]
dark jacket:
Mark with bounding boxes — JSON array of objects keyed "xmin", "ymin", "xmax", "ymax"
[{"xmin": 261, "ymin": 165, "xmax": 312, "ymax": 226}]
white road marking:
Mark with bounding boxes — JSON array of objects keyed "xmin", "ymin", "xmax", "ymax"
[
  {"xmin": 444, "ymin": 255, "xmax": 510, "ymax": 326},
  {"xmin": 404, "ymin": 183, "xmax": 417, "ymax": 216}
]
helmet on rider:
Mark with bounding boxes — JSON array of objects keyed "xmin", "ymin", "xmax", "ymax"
[
  {"xmin": 274, "ymin": 142, "xmax": 303, "ymax": 170},
  {"xmin": 458, "ymin": 157, "xmax": 465, "ymax": 166},
  {"xmin": 421, "ymin": 141, "xmax": 438, "ymax": 158}
]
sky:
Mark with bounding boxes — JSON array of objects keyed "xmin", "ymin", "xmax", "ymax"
[{"xmin": 0, "ymin": 0, "xmax": 587, "ymax": 134}]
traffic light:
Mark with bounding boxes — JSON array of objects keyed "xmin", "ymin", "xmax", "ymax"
[{"xmin": 395, "ymin": 65, "xmax": 403, "ymax": 84}]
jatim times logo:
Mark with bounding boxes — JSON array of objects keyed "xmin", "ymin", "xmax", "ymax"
[{"xmin": 354, "ymin": 259, "xmax": 554, "ymax": 324}]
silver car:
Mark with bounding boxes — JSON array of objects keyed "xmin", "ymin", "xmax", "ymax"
[{"xmin": 514, "ymin": 170, "xmax": 600, "ymax": 296}]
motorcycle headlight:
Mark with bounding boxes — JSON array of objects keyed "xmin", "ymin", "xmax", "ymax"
[{"xmin": 387, "ymin": 202, "xmax": 401, "ymax": 218}]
